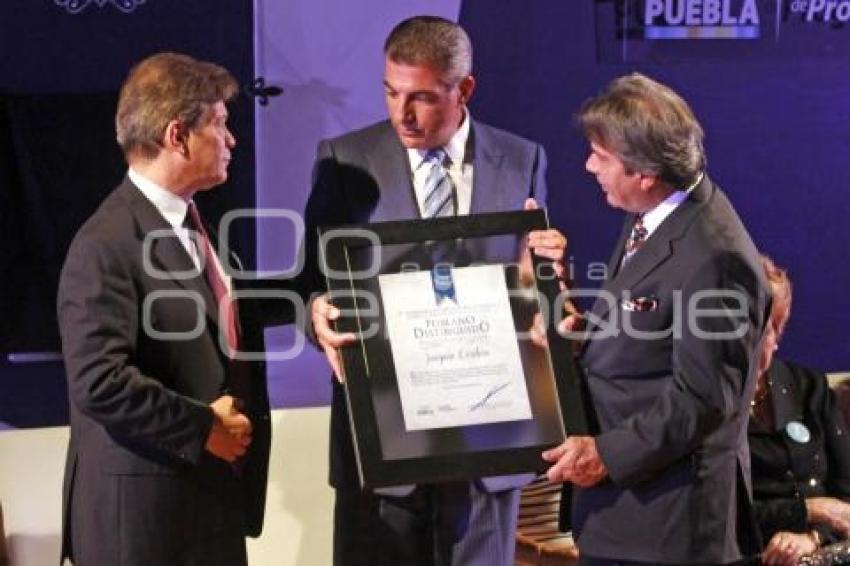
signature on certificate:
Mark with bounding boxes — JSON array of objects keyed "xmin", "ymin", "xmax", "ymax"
[{"xmin": 470, "ymin": 382, "xmax": 509, "ymax": 412}]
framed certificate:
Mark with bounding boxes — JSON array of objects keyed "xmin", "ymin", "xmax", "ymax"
[{"xmin": 320, "ymin": 209, "xmax": 587, "ymax": 488}]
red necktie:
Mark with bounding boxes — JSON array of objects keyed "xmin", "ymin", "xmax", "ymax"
[
  {"xmin": 186, "ymin": 201, "xmax": 241, "ymax": 356},
  {"xmin": 188, "ymin": 201, "xmax": 250, "ymax": 394},
  {"xmin": 186, "ymin": 203, "xmax": 252, "ymax": 475}
]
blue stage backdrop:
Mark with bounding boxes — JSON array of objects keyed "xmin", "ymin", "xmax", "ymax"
[
  {"xmin": 460, "ymin": 0, "xmax": 850, "ymax": 372},
  {"xmin": 0, "ymin": 0, "xmax": 256, "ymax": 350},
  {"xmin": 0, "ymin": 0, "xmax": 256, "ymax": 427},
  {"xmin": 0, "ymin": 0, "xmax": 847, "ymax": 429}
]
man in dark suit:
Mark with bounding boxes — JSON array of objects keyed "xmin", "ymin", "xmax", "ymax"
[
  {"xmin": 542, "ymin": 73, "xmax": 771, "ymax": 564},
  {"xmin": 58, "ymin": 52, "xmax": 282, "ymax": 566},
  {"xmin": 303, "ymin": 15, "xmax": 566, "ymax": 566}
]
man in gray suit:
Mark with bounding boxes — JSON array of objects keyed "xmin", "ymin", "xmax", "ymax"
[
  {"xmin": 58, "ymin": 52, "xmax": 283, "ymax": 565},
  {"xmin": 543, "ymin": 74, "xmax": 770, "ymax": 564},
  {"xmin": 303, "ymin": 15, "xmax": 566, "ymax": 566}
]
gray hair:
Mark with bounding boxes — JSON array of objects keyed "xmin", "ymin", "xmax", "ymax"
[
  {"xmin": 384, "ymin": 15, "xmax": 472, "ymax": 86},
  {"xmin": 578, "ymin": 73, "xmax": 705, "ymax": 188}
]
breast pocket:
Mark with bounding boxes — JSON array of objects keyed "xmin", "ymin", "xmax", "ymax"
[{"xmin": 619, "ymin": 307, "xmax": 673, "ymax": 339}]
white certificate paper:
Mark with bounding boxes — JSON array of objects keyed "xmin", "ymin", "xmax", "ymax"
[{"xmin": 378, "ymin": 264, "xmax": 532, "ymax": 431}]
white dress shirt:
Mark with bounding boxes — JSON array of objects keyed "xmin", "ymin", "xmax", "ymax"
[
  {"xmin": 128, "ymin": 167, "xmax": 232, "ymax": 291},
  {"xmin": 407, "ymin": 110, "xmax": 473, "ymax": 216},
  {"xmin": 641, "ymin": 172, "xmax": 704, "ymax": 239}
]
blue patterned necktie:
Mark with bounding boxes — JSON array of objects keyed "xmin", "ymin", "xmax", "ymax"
[
  {"xmin": 421, "ymin": 148, "xmax": 456, "ymax": 218},
  {"xmin": 622, "ymin": 214, "xmax": 648, "ymax": 265}
]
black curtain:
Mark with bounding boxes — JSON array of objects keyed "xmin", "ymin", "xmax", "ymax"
[
  {"xmin": 0, "ymin": 1, "xmax": 256, "ymax": 358},
  {"xmin": 0, "ymin": 89, "xmax": 257, "ymax": 354},
  {"xmin": 0, "ymin": 93, "xmax": 125, "ymax": 352},
  {"xmin": 0, "ymin": 1, "xmax": 255, "ymax": 430}
]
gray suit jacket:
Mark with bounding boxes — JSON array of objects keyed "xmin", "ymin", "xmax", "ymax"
[
  {"xmin": 58, "ymin": 178, "xmax": 278, "ymax": 566},
  {"xmin": 302, "ymin": 119, "xmax": 547, "ymax": 495},
  {"xmin": 571, "ymin": 175, "xmax": 769, "ymax": 564}
]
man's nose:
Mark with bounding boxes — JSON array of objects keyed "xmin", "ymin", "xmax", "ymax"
[{"xmin": 400, "ymin": 100, "xmax": 415, "ymax": 124}]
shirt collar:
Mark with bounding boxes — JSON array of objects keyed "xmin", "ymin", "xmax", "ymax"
[
  {"xmin": 408, "ymin": 109, "xmax": 471, "ymax": 170},
  {"xmin": 641, "ymin": 171, "xmax": 703, "ymax": 235},
  {"xmin": 128, "ymin": 167, "xmax": 190, "ymax": 230}
]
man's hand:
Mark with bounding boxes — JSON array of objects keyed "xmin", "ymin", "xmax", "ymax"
[
  {"xmin": 311, "ymin": 293, "xmax": 356, "ymax": 383},
  {"xmin": 528, "ymin": 312, "xmax": 548, "ymax": 348},
  {"xmin": 523, "ymin": 198, "xmax": 585, "ymax": 348},
  {"xmin": 524, "ymin": 198, "xmax": 568, "ymax": 286},
  {"xmin": 806, "ymin": 496, "xmax": 850, "ymax": 537},
  {"xmin": 205, "ymin": 395, "xmax": 252, "ymax": 463},
  {"xmin": 542, "ymin": 436, "xmax": 607, "ymax": 487},
  {"xmin": 761, "ymin": 531, "xmax": 817, "ymax": 566},
  {"xmin": 557, "ymin": 297, "xmax": 586, "ymax": 343}
]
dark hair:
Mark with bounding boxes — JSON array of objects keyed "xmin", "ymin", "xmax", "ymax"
[
  {"xmin": 116, "ymin": 52, "xmax": 237, "ymax": 160},
  {"xmin": 384, "ymin": 15, "xmax": 472, "ymax": 86},
  {"xmin": 578, "ymin": 73, "xmax": 705, "ymax": 188}
]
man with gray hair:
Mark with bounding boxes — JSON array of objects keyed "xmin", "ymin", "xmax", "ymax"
[
  {"xmin": 302, "ymin": 15, "xmax": 565, "ymax": 566},
  {"xmin": 543, "ymin": 73, "xmax": 770, "ymax": 564}
]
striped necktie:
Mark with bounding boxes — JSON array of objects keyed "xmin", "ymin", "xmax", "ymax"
[{"xmin": 421, "ymin": 148, "xmax": 456, "ymax": 218}]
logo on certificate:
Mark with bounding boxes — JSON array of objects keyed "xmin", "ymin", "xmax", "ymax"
[{"xmin": 431, "ymin": 264, "xmax": 457, "ymax": 305}]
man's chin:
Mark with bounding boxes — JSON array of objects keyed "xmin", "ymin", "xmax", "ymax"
[
  {"xmin": 196, "ymin": 174, "xmax": 228, "ymax": 192},
  {"xmin": 396, "ymin": 131, "xmax": 427, "ymax": 149}
]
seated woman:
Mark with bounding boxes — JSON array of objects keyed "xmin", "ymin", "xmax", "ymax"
[{"xmin": 749, "ymin": 256, "xmax": 850, "ymax": 565}]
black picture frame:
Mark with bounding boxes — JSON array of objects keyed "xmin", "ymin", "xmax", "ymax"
[{"xmin": 320, "ymin": 209, "xmax": 587, "ymax": 488}]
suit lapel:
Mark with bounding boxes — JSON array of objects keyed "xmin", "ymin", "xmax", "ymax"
[
  {"xmin": 769, "ymin": 360, "xmax": 804, "ymax": 430},
  {"xmin": 586, "ymin": 175, "xmax": 715, "ymax": 330},
  {"xmin": 606, "ymin": 216, "xmax": 634, "ymax": 280},
  {"xmin": 118, "ymin": 178, "xmax": 220, "ymax": 328},
  {"xmin": 591, "ymin": 227, "xmax": 674, "ymax": 324},
  {"xmin": 368, "ymin": 124, "xmax": 421, "ymax": 220},
  {"xmin": 468, "ymin": 121, "xmax": 506, "ymax": 215}
]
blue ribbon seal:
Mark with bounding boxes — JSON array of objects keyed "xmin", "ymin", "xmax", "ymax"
[{"xmin": 431, "ymin": 264, "xmax": 457, "ymax": 305}]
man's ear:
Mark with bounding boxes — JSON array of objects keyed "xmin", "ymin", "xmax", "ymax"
[
  {"xmin": 639, "ymin": 172, "xmax": 659, "ymax": 193},
  {"xmin": 457, "ymin": 75, "xmax": 476, "ymax": 106},
  {"xmin": 163, "ymin": 119, "xmax": 189, "ymax": 156}
]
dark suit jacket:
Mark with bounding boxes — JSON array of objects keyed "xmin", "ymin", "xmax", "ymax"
[
  {"xmin": 749, "ymin": 358, "xmax": 850, "ymax": 546},
  {"xmin": 301, "ymin": 119, "xmax": 547, "ymax": 495},
  {"xmin": 570, "ymin": 175, "xmax": 770, "ymax": 564},
  {"xmin": 57, "ymin": 178, "xmax": 285, "ymax": 566}
]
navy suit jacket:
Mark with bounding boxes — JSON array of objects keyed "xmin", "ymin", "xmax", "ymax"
[
  {"xmin": 302, "ymin": 119, "xmax": 547, "ymax": 495},
  {"xmin": 570, "ymin": 175, "xmax": 770, "ymax": 564}
]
